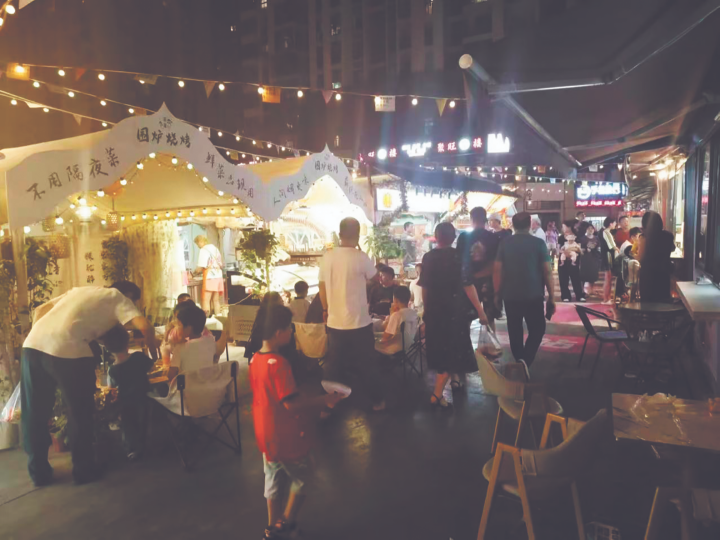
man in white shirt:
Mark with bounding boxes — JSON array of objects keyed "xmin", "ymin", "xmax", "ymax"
[
  {"xmin": 21, "ymin": 281, "xmax": 157, "ymax": 486},
  {"xmin": 375, "ymin": 286, "xmax": 418, "ymax": 355},
  {"xmin": 319, "ymin": 218, "xmax": 385, "ymax": 411},
  {"xmin": 409, "ymin": 263, "xmax": 423, "ymax": 315},
  {"xmin": 531, "ymin": 215, "xmax": 548, "ymax": 244},
  {"xmin": 194, "ymin": 235, "xmax": 224, "ymax": 316}
]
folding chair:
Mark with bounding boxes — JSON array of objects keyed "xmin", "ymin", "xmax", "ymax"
[
  {"xmin": 151, "ymin": 361, "xmax": 241, "ymax": 470},
  {"xmin": 210, "ymin": 329, "xmax": 230, "ymax": 362},
  {"xmin": 378, "ymin": 321, "xmax": 423, "ymax": 382},
  {"xmin": 575, "ymin": 305, "xmax": 630, "ymax": 379}
]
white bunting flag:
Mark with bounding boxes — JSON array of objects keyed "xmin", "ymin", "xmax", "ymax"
[{"xmin": 374, "ymin": 96, "xmax": 395, "ymax": 112}]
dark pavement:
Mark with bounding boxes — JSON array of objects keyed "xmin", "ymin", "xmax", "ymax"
[{"xmin": 1, "ymin": 313, "xmax": 718, "ymax": 540}]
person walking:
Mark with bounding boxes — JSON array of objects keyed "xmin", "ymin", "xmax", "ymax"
[
  {"xmin": 580, "ymin": 223, "xmax": 602, "ymax": 298},
  {"xmin": 600, "ymin": 217, "xmax": 620, "ymax": 303},
  {"xmin": 456, "ymin": 207, "xmax": 499, "ymax": 331},
  {"xmin": 494, "ymin": 213, "xmax": 556, "ymax": 378},
  {"xmin": 21, "ymin": 281, "xmax": 157, "ymax": 486},
  {"xmin": 530, "ymin": 215, "xmax": 547, "ymax": 244},
  {"xmin": 419, "ymin": 222, "xmax": 477, "ymax": 408},
  {"xmin": 318, "ymin": 218, "xmax": 385, "ymax": 411},
  {"xmin": 558, "ymin": 219, "xmax": 584, "ymax": 302},
  {"xmin": 488, "ymin": 213, "xmax": 512, "ymax": 241}
]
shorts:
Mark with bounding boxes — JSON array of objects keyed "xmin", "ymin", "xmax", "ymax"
[
  {"xmin": 263, "ymin": 454, "xmax": 314, "ymax": 499},
  {"xmin": 203, "ymin": 277, "xmax": 225, "ymax": 292},
  {"xmin": 473, "ymin": 276, "xmax": 499, "ymax": 321}
]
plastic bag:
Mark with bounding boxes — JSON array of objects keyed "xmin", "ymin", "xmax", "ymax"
[
  {"xmin": 1, "ymin": 383, "xmax": 21, "ymax": 424},
  {"xmin": 477, "ymin": 325, "xmax": 503, "ymax": 361}
]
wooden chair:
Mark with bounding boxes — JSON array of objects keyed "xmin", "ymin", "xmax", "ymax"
[
  {"xmin": 476, "ymin": 350, "xmax": 563, "ymax": 453},
  {"xmin": 478, "ymin": 409, "xmax": 609, "ymax": 540},
  {"xmin": 575, "ymin": 305, "xmax": 630, "ymax": 379}
]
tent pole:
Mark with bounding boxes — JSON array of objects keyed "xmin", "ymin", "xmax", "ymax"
[{"xmin": 11, "ymin": 228, "xmax": 31, "ymax": 342}]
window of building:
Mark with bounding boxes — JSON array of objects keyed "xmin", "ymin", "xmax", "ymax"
[
  {"xmin": 332, "ymin": 81, "xmax": 342, "ymax": 89},
  {"xmin": 230, "ymin": 25, "xmax": 237, "ymax": 32},
  {"xmin": 261, "ymin": 0, "xmax": 267, "ymax": 8},
  {"xmin": 696, "ymin": 144, "xmax": 716, "ymax": 272},
  {"xmin": 331, "ymin": 24, "xmax": 342, "ymax": 36},
  {"xmin": 335, "ymin": 135, "xmax": 341, "ymax": 148}
]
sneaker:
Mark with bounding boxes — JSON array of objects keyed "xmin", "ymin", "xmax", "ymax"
[
  {"xmin": 563, "ymin": 299, "xmax": 570, "ymax": 303},
  {"xmin": 580, "ymin": 296, "xmax": 587, "ymax": 302},
  {"xmin": 275, "ymin": 520, "xmax": 302, "ymax": 539},
  {"xmin": 518, "ymin": 359, "xmax": 531, "ymax": 381},
  {"xmin": 262, "ymin": 527, "xmax": 283, "ymax": 540}
]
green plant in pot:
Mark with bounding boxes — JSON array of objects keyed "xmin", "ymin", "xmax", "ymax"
[
  {"xmin": 364, "ymin": 226, "xmax": 404, "ymax": 264},
  {"xmin": 101, "ymin": 236, "xmax": 130, "ymax": 284},
  {"xmin": 237, "ymin": 229, "xmax": 280, "ymax": 295}
]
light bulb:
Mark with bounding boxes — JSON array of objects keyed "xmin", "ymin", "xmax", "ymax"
[
  {"xmin": 374, "ymin": 96, "xmax": 381, "ymax": 105},
  {"xmin": 202, "ymin": 208, "xmax": 208, "ymax": 214},
  {"xmin": 98, "ymin": 73, "xmax": 105, "ymax": 81},
  {"xmin": 58, "ymin": 69, "xmax": 65, "ymax": 76},
  {"xmin": 43, "ymin": 107, "xmax": 49, "ymax": 113},
  {"xmin": 132, "ymin": 214, "xmax": 136, "ymax": 220},
  {"xmin": 231, "ymin": 208, "xmax": 236, "ymax": 214},
  {"xmin": 198, "ymin": 126, "xmax": 203, "ymax": 131},
  {"xmin": 267, "ymin": 143, "xmax": 272, "ymax": 148},
  {"xmin": 92, "ymin": 206, "xmax": 97, "ymax": 211},
  {"xmin": 257, "ymin": 87, "xmax": 264, "ymax": 94},
  {"xmin": 226, "ymin": 151, "xmax": 230, "ymax": 156},
  {"xmin": 218, "ymin": 83, "xmax": 225, "ymax": 91},
  {"xmin": 202, "ymin": 177, "xmax": 208, "ymax": 183},
  {"xmin": 187, "ymin": 163, "xmax": 193, "ymax": 170},
  {"xmin": 171, "ymin": 157, "xmax": 178, "ymax": 165},
  {"xmin": 70, "ymin": 203, "xmax": 76, "ymax": 209},
  {"xmin": 153, "ymin": 215, "xmax": 158, "ymax": 220},
  {"xmin": 335, "ymin": 93, "xmax": 341, "ymax": 101},
  {"xmin": 218, "ymin": 131, "xmax": 223, "ymax": 137},
  {"xmin": 128, "ymin": 108, "xmax": 134, "ymax": 114},
  {"xmin": 218, "ymin": 191, "xmax": 224, "ymax": 196},
  {"xmin": 33, "ymin": 81, "xmax": 40, "ymax": 88},
  {"xmin": 120, "ymin": 178, "xmax": 127, "ymax": 186},
  {"xmin": 101, "ymin": 220, "xmax": 107, "ymax": 225},
  {"xmin": 241, "ymin": 154, "xmax": 246, "ymax": 158},
  {"xmin": 252, "ymin": 140, "xmax": 256, "ymax": 145},
  {"xmin": 232, "ymin": 198, "xmax": 239, "ymax": 204},
  {"xmin": 121, "ymin": 216, "xmax": 126, "ymax": 221},
  {"xmin": 24, "ymin": 226, "xmax": 31, "ymax": 233},
  {"xmin": 0, "ymin": 17, "xmax": 3, "ymax": 26},
  {"xmin": 55, "ymin": 216, "xmax": 64, "ymax": 225},
  {"xmin": 190, "ymin": 211, "xmax": 195, "ymax": 217},
  {"xmin": 79, "ymin": 198, "xmax": 87, "ymax": 206},
  {"xmin": 139, "ymin": 79, "xmax": 145, "ymax": 85},
  {"xmin": 149, "ymin": 152, "xmax": 156, "ymax": 159},
  {"xmin": 281, "ymin": 146, "xmax": 285, "ymax": 151},
  {"xmin": 102, "ymin": 122, "xmax": 108, "ymax": 127},
  {"xmin": 216, "ymin": 209, "xmax": 221, "ymax": 215},
  {"xmin": 178, "ymin": 80, "xmax": 185, "ymax": 88},
  {"xmin": 100, "ymin": 100, "xmax": 107, "ymax": 106},
  {"xmin": 177, "ymin": 211, "xmax": 182, "ymax": 217},
  {"xmin": 137, "ymin": 162, "xmax": 143, "ymax": 169},
  {"xmin": 235, "ymin": 135, "xmax": 240, "ymax": 141},
  {"xmin": 5, "ymin": 4, "xmax": 15, "ymax": 14},
  {"xmin": 10, "ymin": 99, "xmax": 17, "ymax": 105},
  {"xmin": 449, "ymin": 100, "xmax": 456, "ymax": 108},
  {"xmin": 97, "ymin": 190, "xmax": 105, "ymax": 197},
  {"xmin": 411, "ymin": 97, "xmax": 418, "ymax": 106},
  {"xmin": 142, "ymin": 213, "xmax": 147, "ymax": 219},
  {"xmin": 297, "ymin": 90, "xmax": 304, "ymax": 98},
  {"xmin": 165, "ymin": 212, "xmax": 170, "ymax": 217}
]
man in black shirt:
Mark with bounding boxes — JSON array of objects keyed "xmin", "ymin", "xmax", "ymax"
[
  {"xmin": 369, "ymin": 265, "xmax": 396, "ymax": 317},
  {"xmin": 457, "ymin": 207, "xmax": 500, "ymax": 330}
]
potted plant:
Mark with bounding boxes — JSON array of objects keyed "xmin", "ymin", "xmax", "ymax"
[
  {"xmin": 49, "ymin": 388, "xmax": 69, "ymax": 452},
  {"xmin": 101, "ymin": 236, "xmax": 130, "ymax": 284},
  {"xmin": 364, "ymin": 225, "xmax": 404, "ymax": 264},
  {"xmin": 237, "ymin": 229, "xmax": 280, "ymax": 296}
]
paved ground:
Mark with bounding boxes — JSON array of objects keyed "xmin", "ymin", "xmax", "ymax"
[{"xmin": 1, "ymin": 312, "xmax": 719, "ymax": 540}]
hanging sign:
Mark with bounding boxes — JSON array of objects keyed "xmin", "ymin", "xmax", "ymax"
[
  {"xmin": 262, "ymin": 87, "xmax": 282, "ymax": 103},
  {"xmin": 575, "ymin": 182, "xmax": 628, "ymax": 208},
  {"xmin": 487, "ymin": 133, "xmax": 511, "ymax": 153},
  {"xmin": 374, "ymin": 96, "xmax": 395, "ymax": 112},
  {"xmin": 5, "ymin": 104, "xmax": 372, "ymax": 228}
]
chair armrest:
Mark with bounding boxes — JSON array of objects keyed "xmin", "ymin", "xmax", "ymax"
[{"xmin": 539, "ymin": 414, "xmax": 568, "ymax": 449}]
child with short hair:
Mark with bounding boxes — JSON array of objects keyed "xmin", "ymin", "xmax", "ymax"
[
  {"xmin": 100, "ymin": 325, "xmax": 154, "ymax": 461},
  {"xmin": 288, "ymin": 281, "xmax": 311, "ymax": 323},
  {"xmin": 375, "ymin": 285, "xmax": 418, "ymax": 355},
  {"xmin": 167, "ymin": 305, "xmax": 228, "ymax": 380},
  {"xmin": 250, "ymin": 305, "xmax": 344, "ymax": 539}
]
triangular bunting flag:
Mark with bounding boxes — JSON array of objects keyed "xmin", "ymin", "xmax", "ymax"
[
  {"xmin": 204, "ymin": 81, "xmax": 215, "ymax": 98},
  {"xmin": 198, "ymin": 126, "xmax": 211, "ymax": 137},
  {"xmin": 72, "ymin": 114, "xmax": 82, "ymax": 126},
  {"xmin": 293, "ymin": 150, "xmax": 300, "ymax": 157},
  {"xmin": 321, "ymin": 90, "xmax": 333, "ymax": 104},
  {"xmin": 135, "ymin": 108, "xmax": 147, "ymax": 116},
  {"xmin": 262, "ymin": 87, "xmax": 281, "ymax": 103},
  {"xmin": 436, "ymin": 98, "xmax": 447, "ymax": 116},
  {"xmin": 230, "ymin": 151, "xmax": 238, "ymax": 160},
  {"xmin": 26, "ymin": 102, "xmax": 44, "ymax": 108},
  {"xmin": 19, "ymin": 0, "xmax": 38, "ymax": 8},
  {"xmin": 75, "ymin": 68, "xmax": 86, "ymax": 81}
]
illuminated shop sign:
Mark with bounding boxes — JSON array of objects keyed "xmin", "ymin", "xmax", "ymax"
[
  {"xmin": 487, "ymin": 133, "xmax": 511, "ymax": 153},
  {"xmin": 365, "ymin": 136, "xmax": 485, "ymax": 160},
  {"xmin": 575, "ymin": 182, "xmax": 628, "ymax": 207},
  {"xmin": 376, "ymin": 188, "xmax": 454, "ymax": 213}
]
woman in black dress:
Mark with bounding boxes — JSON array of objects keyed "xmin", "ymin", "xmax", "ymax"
[
  {"xmin": 418, "ymin": 222, "xmax": 477, "ymax": 409},
  {"xmin": 638, "ymin": 211, "xmax": 675, "ymax": 302}
]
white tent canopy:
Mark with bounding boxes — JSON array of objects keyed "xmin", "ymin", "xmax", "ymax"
[{"xmin": 1, "ymin": 104, "xmax": 372, "ymax": 228}]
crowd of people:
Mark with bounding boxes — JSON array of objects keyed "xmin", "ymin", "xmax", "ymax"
[{"xmin": 17, "ymin": 206, "xmax": 677, "ymax": 540}]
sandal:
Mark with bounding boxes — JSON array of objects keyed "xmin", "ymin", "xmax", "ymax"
[
  {"xmin": 450, "ymin": 379, "xmax": 464, "ymax": 391},
  {"xmin": 430, "ymin": 393, "xmax": 451, "ymax": 409}
]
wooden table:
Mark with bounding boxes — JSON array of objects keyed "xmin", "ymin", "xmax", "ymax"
[{"xmin": 612, "ymin": 393, "xmax": 720, "ymax": 452}]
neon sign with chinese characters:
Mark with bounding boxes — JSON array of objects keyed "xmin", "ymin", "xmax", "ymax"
[
  {"xmin": 487, "ymin": 133, "xmax": 510, "ymax": 153},
  {"xmin": 575, "ymin": 182, "xmax": 628, "ymax": 208},
  {"xmin": 364, "ymin": 137, "xmax": 484, "ymax": 160}
]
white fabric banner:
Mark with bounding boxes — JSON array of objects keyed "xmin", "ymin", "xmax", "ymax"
[
  {"xmin": 374, "ymin": 96, "xmax": 395, "ymax": 112},
  {"xmin": 5, "ymin": 104, "xmax": 372, "ymax": 228}
]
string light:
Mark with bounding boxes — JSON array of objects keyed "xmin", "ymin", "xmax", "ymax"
[
  {"xmin": 218, "ymin": 83, "xmax": 225, "ymax": 91},
  {"xmin": 98, "ymin": 73, "xmax": 105, "ymax": 81},
  {"xmin": 55, "ymin": 216, "xmax": 64, "ymax": 225},
  {"xmin": 33, "ymin": 81, "xmax": 40, "ymax": 88},
  {"xmin": 236, "ymin": 135, "xmax": 240, "ymax": 141},
  {"xmin": 178, "ymin": 80, "xmax": 185, "ymax": 88},
  {"xmin": 67, "ymin": 91, "xmax": 75, "ymax": 97},
  {"xmin": 241, "ymin": 154, "xmax": 246, "ymax": 158},
  {"xmin": 149, "ymin": 152, "xmax": 156, "ymax": 158},
  {"xmin": 102, "ymin": 122, "xmax": 108, "ymax": 127},
  {"xmin": 137, "ymin": 161, "xmax": 143, "ymax": 170},
  {"xmin": 42, "ymin": 107, "xmax": 49, "ymax": 112},
  {"xmin": 120, "ymin": 178, "xmax": 127, "ymax": 185},
  {"xmin": 97, "ymin": 190, "xmax": 105, "ymax": 197},
  {"xmin": 218, "ymin": 191, "xmax": 224, "ymax": 196},
  {"xmin": 267, "ymin": 143, "xmax": 272, "ymax": 148},
  {"xmin": 449, "ymin": 100, "xmax": 456, "ymax": 108},
  {"xmin": 297, "ymin": 90, "xmax": 304, "ymax": 98},
  {"xmin": 187, "ymin": 163, "xmax": 193, "ymax": 170},
  {"xmin": 171, "ymin": 157, "xmax": 178, "ymax": 165},
  {"xmin": 232, "ymin": 198, "xmax": 239, "ymax": 204},
  {"xmin": 10, "ymin": 99, "xmax": 16, "ymax": 105},
  {"xmin": 100, "ymin": 100, "xmax": 107, "ymax": 106},
  {"xmin": 142, "ymin": 213, "xmax": 147, "ymax": 219},
  {"xmin": 202, "ymin": 208, "xmax": 208, "ymax": 214},
  {"xmin": 335, "ymin": 93, "xmax": 342, "ymax": 101},
  {"xmin": 226, "ymin": 151, "xmax": 230, "ymax": 156},
  {"xmin": 5, "ymin": 4, "xmax": 16, "ymax": 14},
  {"xmin": 128, "ymin": 108, "xmax": 134, "ymax": 114},
  {"xmin": 218, "ymin": 131, "xmax": 223, "ymax": 137},
  {"xmin": 258, "ymin": 87, "xmax": 265, "ymax": 95},
  {"xmin": 411, "ymin": 98, "xmax": 418, "ymax": 106},
  {"xmin": 58, "ymin": 69, "xmax": 65, "ymax": 76}
]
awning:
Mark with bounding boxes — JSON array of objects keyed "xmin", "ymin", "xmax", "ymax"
[{"xmin": 1, "ymin": 104, "xmax": 372, "ymax": 228}]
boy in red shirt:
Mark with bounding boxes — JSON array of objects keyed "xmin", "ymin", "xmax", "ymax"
[{"xmin": 250, "ymin": 305, "xmax": 343, "ymax": 539}]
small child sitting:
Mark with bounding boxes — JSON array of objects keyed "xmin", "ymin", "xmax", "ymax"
[
  {"xmin": 161, "ymin": 297, "xmax": 210, "ymax": 364},
  {"xmin": 375, "ymin": 286, "xmax": 418, "ymax": 356},
  {"xmin": 250, "ymin": 305, "xmax": 343, "ymax": 539},
  {"xmin": 100, "ymin": 325, "xmax": 154, "ymax": 461},
  {"xmin": 559, "ymin": 234, "xmax": 582, "ymax": 265},
  {"xmin": 167, "ymin": 305, "xmax": 228, "ymax": 381},
  {"xmin": 288, "ymin": 281, "xmax": 311, "ymax": 323}
]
